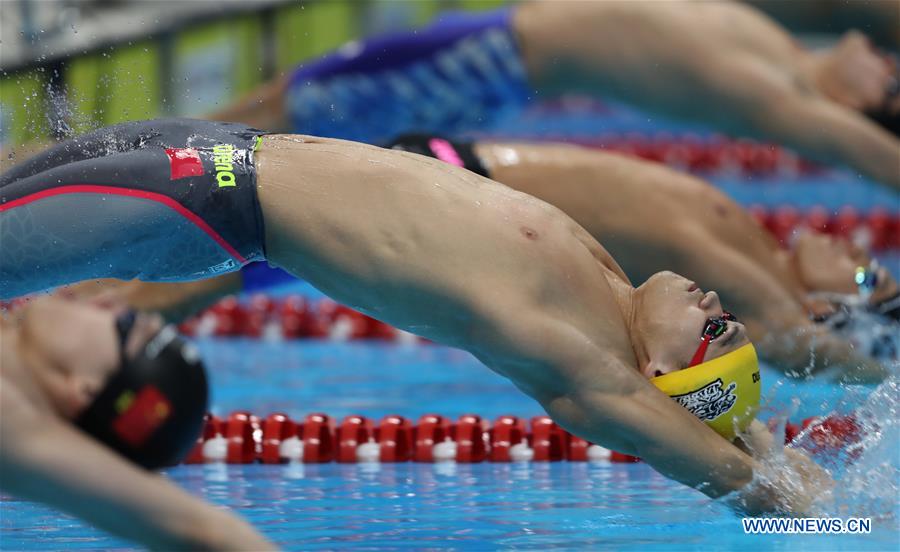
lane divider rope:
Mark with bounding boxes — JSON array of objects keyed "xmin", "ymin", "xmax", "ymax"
[{"xmin": 182, "ymin": 411, "xmax": 860, "ymax": 466}]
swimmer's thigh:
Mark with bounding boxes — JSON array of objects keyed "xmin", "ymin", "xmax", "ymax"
[{"xmin": 1, "ymin": 149, "xmax": 238, "ymax": 299}]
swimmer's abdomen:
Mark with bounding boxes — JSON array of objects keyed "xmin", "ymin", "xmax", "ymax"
[{"xmin": 0, "ymin": 119, "xmax": 265, "ymax": 299}]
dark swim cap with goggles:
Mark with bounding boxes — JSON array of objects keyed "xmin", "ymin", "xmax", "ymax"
[{"xmin": 75, "ymin": 311, "xmax": 208, "ymax": 469}]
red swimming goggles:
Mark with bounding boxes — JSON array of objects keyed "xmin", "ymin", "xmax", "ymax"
[{"xmin": 689, "ymin": 311, "xmax": 737, "ymax": 367}]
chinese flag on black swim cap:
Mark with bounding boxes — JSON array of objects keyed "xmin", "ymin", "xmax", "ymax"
[{"xmin": 75, "ymin": 326, "xmax": 208, "ymax": 470}]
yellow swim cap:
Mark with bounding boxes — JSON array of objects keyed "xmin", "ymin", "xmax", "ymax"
[{"xmin": 651, "ymin": 343, "xmax": 760, "ymax": 440}]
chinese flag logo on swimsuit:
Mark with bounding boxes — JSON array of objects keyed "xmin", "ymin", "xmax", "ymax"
[
  {"xmin": 165, "ymin": 148, "xmax": 204, "ymax": 180},
  {"xmin": 112, "ymin": 386, "xmax": 173, "ymax": 447}
]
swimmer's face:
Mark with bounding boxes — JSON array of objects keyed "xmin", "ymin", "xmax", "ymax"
[
  {"xmin": 633, "ymin": 271, "xmax": 749, "ymax": 378},
  {"xmin": 18, "ymin": 295, "xmax": 162, "ymax": 419},
  {"xmin": 791, "ymin": 230, "xmax": 869, "ymax": 294}
]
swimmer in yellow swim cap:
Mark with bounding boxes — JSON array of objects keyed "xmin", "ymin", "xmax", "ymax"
[
  {"xmin": 4, "ymin": 119, "xmax": 831, "ymax": 516},
  {"xmin": 651, "ymin": 312, "xmax": 761, "ymax": 440}
]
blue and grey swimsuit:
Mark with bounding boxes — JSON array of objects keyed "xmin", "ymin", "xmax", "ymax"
[{"xmin": 0, "ymin": 118, "xmax": 266, "ymax": 299}]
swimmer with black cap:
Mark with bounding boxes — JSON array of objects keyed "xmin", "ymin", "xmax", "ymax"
[
  {"xmin": 0, "ymin": 295, "xmax": 274, "ymax": 549},
  {"xmin": 3, "ymin": 118, "xmax": 832, "ymax": 515}
]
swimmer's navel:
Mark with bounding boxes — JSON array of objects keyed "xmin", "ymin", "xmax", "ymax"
[{"xmin": 520, "ymin": 226, "xmax": 539, "ymax": 240}]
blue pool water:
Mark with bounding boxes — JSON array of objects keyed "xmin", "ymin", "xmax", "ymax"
[{"xmin": 2, "ymin": 337, "xmax": 898, "ymax": 550}]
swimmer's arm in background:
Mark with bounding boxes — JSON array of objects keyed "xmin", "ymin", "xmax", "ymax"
[
  {"xmin": 64, "ymin": 273, "xmax": 243, "ymax": 323},
  {"xmin": 748, "ymin": 315, "xmax": 889, "ymax": 383},
  {"xmin": 679, "ymin": 231, "xmax": 888, "ymax": 382},
  {"xmin": 205, "ymin": 75, "xmax": 292, "ymax": 132},
  {"xmin": 697, "ymin": 51, "xmax": 900, "ymax": 191},
  {"xmin": 518, "ymin": 1, "xmax": 899, "ymax": 190},
  {"xmin": 0, "ymin": 384, "xmax": 276, "ymax": 551}
]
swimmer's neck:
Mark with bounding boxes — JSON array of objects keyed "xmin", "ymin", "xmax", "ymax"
[{"xmin": 606, "ymin": 276, "xmax": 651, "ymax": 373}]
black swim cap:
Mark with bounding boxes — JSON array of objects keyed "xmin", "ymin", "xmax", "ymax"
[{"xmin": 75, "ymin": 315, "xmax": 208, "ymax": 469}]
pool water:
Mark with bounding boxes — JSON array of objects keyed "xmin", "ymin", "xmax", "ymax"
[{"xmin": 2, "ymin": 337, "xmax": 898, "ymax": 550}]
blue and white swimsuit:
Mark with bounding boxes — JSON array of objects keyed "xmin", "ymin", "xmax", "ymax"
[{"xmin": 284, "ymin": 8, "xmax": 530, "ymax": 143}]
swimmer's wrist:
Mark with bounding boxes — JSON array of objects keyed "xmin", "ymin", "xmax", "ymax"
[{"xmin": 726, "ymin": 448, "xmax": 831, "ymax": 516}]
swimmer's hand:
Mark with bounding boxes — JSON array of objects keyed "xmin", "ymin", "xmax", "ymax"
[
  {"xmin": 728, "ymin": 421, "xmax": 834, "ymax": 515},
  {"xmin": 757, "ymin": 318, "xmax": 889, "ymax": 384}
]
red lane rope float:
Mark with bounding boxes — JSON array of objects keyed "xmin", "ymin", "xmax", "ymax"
[
  {"xmin": 183, "ymin": 413, "xmax": 639, "ymax": 465},
  {"xmin": 748, "ymin": 205, "xmax": 900, "ymax": 250},
  {"xmin": 177, "ymin": 296, "xmax": 429, "ymax": 341},
  {"xmin": 182, "ymin": 412, "xmax": 860, "ymax": 466},
  {"xmin": 576, "ymin": 134, "xmax": 825, "ymax": 176}
]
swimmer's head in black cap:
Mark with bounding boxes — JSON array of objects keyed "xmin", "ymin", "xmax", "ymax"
[{"xmin": 75, "ymin": 311, "xmax": 208, "ymax": 469}]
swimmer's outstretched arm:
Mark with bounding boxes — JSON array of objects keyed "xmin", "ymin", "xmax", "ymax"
[
  {"xmin": 254, "ymin": 135, "xmax": 827, "ymax": 512},
  {"xmin": 705, "ymin": 62, "xmax": 900, "ymax": 191},
  {"xmin": 63, "ymin": 274, "xmax": 243, "ymax": 323},
  {"xmin": 0, "ymin": 385, "xmax": 275, "ymax": 550}
]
